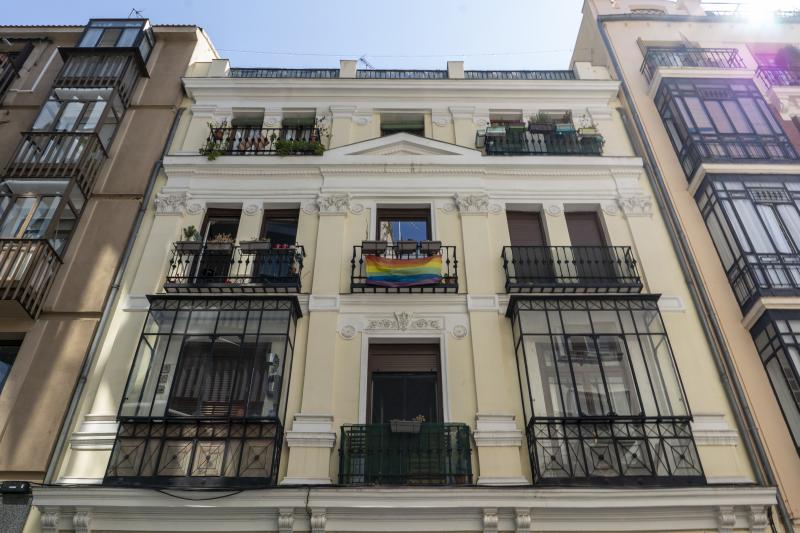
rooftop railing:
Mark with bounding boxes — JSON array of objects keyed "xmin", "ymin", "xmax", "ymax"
[{"xmin": 640, "ymin": 47, "xmax": 746, "ymax": 83}]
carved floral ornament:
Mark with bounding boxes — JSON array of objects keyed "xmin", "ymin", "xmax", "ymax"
[
  {"xmin": 338, "ymin": 312, "xmax": 470, "ymax": 340},
  {"xmin": 154, "ymin": 192, "xmax": 189, "ymax": 215},
  {"xmin": 446, "ymin": 193, "xmax": 503, "ymax": 215},
  {"xmin": 617, "ymin": 194, "xmax": 653, "ymax": 217}
]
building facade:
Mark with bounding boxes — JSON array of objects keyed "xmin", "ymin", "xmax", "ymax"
[
  {"xmin": 0, "ymin": 19, "xmax": 216, "ymax": 532},
  {"xmin": 572, "ymin": 0, "xmax": 800, "ymax": 530},
  {"xmin": 26, "ymin": 54, "xmax": 779, "ymax": 532}
]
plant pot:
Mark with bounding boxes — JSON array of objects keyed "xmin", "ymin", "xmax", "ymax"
[
  {"xmin": 528, "ymin": 123, "xmax": 554, "ymax": 134},
  {"xmin": 206, "ymin": 241, "xmax": 234, "ymax": 252},
  {"xmin": 578, "ymin": 127, "xmax": 599, "ymax": 136},
  {"xmin": 240, "ymin": 239, "xmax": 271, "ymax": 252},
  {"xmin": 485, "ymin": 126, "xmax": 507, "ymax": 137},
  {"xmin": 396, "ymin": 240, "xmax": 418, "ymax": 254},
  {"xmin": 390, "ymin": 420, "xmax": 422, "ymax": 434},
  {"xmin": 362, "ymin": 240, "xmax": 388, "ymax": 255},
  {"xmin": 419, "ymin": 240, "xmax": 442, "ymax": 255},
  {"xmin": 174, "ymin": 241, "xmax": 203, "ymax": 253},
  {"xmin": 555, "ymin": 123, "xmax": 575, "ymax": 134}
]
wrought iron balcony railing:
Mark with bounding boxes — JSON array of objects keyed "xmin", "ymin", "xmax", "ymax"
[
  {"xmin": 481, "ymin": 129, "xmax": 603, "ymax": 156},
  {"xmin": 0, "ymin": 239, "xmax": 61, "ymax": 318},
  {"xmin": 4, "ymin": 131, "xmax": 107, "ymax": 197},
  {"xmin": 205, "ymin": 126, "xmax": 322, "ymax": 155},
  {"xmin": 54, "ymin": 51, "xmax": 142, "ymax": 107},
  {"xmin": 727, "ymin": 252, "xmax": 800, "ymax": 311},
  {"xmin": 678, "ymin": 133, "xmax": 798, "ymax": 180},
  {"xmin": 339, "ymin": 423, "xmax": 473, "ymax": 485},
  {"xmin": 502, "ymin": 246, "xmax": 642, "ymax": 293},
  {"xmin": 351, "ymin": 242, "xmax": 458, "ymax": 293},
  {"xmin": 640, "ymin": 47, "xmax": 746, "ymax": 83},
  {"xmin": 756, "ymin": 66, "xmax": 800, "ymax": 89},
  {"xmin": 104, "ymin": 417, "xmax": 283, "ymax": 488},
  {"xmin": 164, "ymin": 242, "xmax": 304, "ymax": 293},
  {"xmin": 527, "ymin": 416, "xmax": 704, "ymax": 485}
]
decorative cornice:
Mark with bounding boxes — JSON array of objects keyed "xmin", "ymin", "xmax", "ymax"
[
  {"xmin": 316, "ymin": 193, "xmax": 351, "ymax": 215},
  {"xmin": 284, "ymin": 414, "xmax": 336, "ymax": 449},
  {"xmin": 154, "ymin": 192, "xmax": 189, "ymax": 216},
  {"xmin": 473, "ymin": 414, "xmax": 524, "ymax": 447}
]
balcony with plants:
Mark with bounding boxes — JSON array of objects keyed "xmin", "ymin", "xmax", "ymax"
[
  {"xmin": 199, "ymin": 118, "xmax": 328, "ymax": 160},
  {"xmin": 509, "ymin": 296, "xmax": 704, "ymax": 486},
  {"xmin": 104, "ymin": 297, "xmax": 298, "ymax": 488},
  {"xmin": 477, "ymin": 112, "xmax": 604, "ymax": 156},
  {"xmin": 164, "ymin": 226, "xmax": 305, "ymax": 294},
  {"xmin": 350, "ymin": 240, "xmax": 458, "ymax": 293},
  {"xmin": 502, "ymin": 245, "xmax": 642, "ymax": 294}
]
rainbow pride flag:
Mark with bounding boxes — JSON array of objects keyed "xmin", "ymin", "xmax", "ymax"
[{"xmin": 365, "ymin": 255, "xmax": 442, "ymax": 287}]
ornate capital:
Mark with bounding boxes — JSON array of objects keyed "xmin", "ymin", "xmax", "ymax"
[
  {"xmin": 352, "ymin": 110, "xmax": 373, "ymax": 125},
  {"xmin": 717, "ymin": 505, "xmax": 736, "ymax": 533},
  {"xmin": 154, "ymin": 192, "xmax": 189, "ymax": 216},
  {"xmin": 316, "ymin": 193, "xmax": 351, "ymax": 215},
  {"xmin": 544, "ymin": 203, "xmax": 563, "ymax": 217},
  {"xmin": 278, "ymin": 508, "xmax": 295, "ymax": 533},
  {"xmin": 749, "ymin": 506, "xmax": 768, "ymax": 533},
  {"xmin": 432, "ymin": 111, "xmax": 452, "ymax": 126},
  {"xmin": 617, "ymin": 194, "xmax": 653, "ymax": 217},
  {"xmin": 243, "ymin": 202, "xmax": 262, "ymax": 216},
  {"xmin": 73, "ymin": 510, "xmax": 92, "ymax": 533},
  {"xmin": 41, "ymin": 508, "xmax": 60, "ymax": 533},
  {"xmin": 483, "ymin": 508, "xmax": 499, "ymax": 533},
  {"xmin": 515, "ymin": 509, "xmax": 532, "ymax": 533},
  {"xmin": 310, "ymin": 509, "xmax": 327, "ymax": 533},
  {"xmin": 455, "ymin": 193, "xmax": 490, "ymax": 215}
]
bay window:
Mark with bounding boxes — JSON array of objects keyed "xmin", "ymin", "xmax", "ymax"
[
  {"xmin": 106, "ymin": 297, "xmax": 298, "ymax": 487},
  {"xmin": 655, "ymin": 79, "xmax": 797, "ymax": 179},
  {"xmin": 696, "ymin": 175, "xmax": 800, "ymax": 309},
  {"xmin": 510, "ymin": 296, "xmax": 703, "ymax": 484}
]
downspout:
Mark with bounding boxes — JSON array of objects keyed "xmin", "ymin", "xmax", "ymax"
[
  {"xmin": 43, "ymin": 107, "xmax": 185, "ymax": 484},
  {"xmin": 594, "ymin": 16, "xmax": 790, "ymax": 533}
]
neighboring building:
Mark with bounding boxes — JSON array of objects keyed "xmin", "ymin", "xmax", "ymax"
[
  {"xmin": 572, "ymin": 0, "xmax": 800, "ymax": 530},
  {"xmin": 0, "ymin": 19, "xmax": 216, "ymax": 532},
  {"xmin": 30, "ymin": 55, "xmax": 776, "ymax": 532}
]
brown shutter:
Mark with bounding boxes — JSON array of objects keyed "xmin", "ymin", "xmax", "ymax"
[
  {"xmin": 368, "ymin": 343, "xmax": 440, "ymax": 373},
  {"xmin": 506, "ymin": 211, "xmax": 546, "ymax": 246},
  {"xmin": 565, "ymin": 212, "xmax": 606, "ymax": 246}
]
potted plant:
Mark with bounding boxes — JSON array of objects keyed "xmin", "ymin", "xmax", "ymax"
[
  {"xmin": 397, "ymin": 240, "xmax": 418, "ymax": 254},
  {"xmin": 419, "ymin": 240, "xmax": 442, "ymax": 255},
  {"xmin": 528, "ymin": 112, "xmax": 556, "ymax": 133},
  {"xmin": 475, "ymin": 129, "xmax": 486, "ymax": 148},
  {"xmin": 362, "ymin": 240, "xmax": 388, "ymax": 255},
  {"xmin": 390, "ymin": 414, "xmax": 425, "ymax": 434},
  {"xmin": 174, "ymin": 226, "xmax": 203, "ymax": 253},
  {"xmin": 206, "ymin": 232, "xmax": 235, "ymax": 252},
  {"xmin": 577, "ymin": 113, "xmax": 600, "ymax": 137},
  {"xmin": 239, "ymin": 238, "xmax": 271, "ymax": 253},
  {"xmin": 485, "ymin": 125, "xmax": 507, "ymax": 137}
]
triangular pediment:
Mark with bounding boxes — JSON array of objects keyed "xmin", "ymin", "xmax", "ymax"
[{"xmin": 326, "ymin": 132, "xmax": 482, "ymax": 158}]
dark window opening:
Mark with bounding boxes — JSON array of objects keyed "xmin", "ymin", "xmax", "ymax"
[
  {"xmin": 0, "ymin": 339, "xmax": 23, "ymax": 394},
  {"xmin": 380, "ymin": 113, "xmax": 424, "ymax": 137},
  {"xmin": 376, "ymin": 207, "xmax": 431, "ymax": 243}
]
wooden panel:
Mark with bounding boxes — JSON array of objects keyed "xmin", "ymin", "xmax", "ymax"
[
  {"xmin": 507, "ymin": 210, "xmax": 546, "ymax": 246},
  {"xmin": 565, "ymin": 212, "xmax": 607, "ymax": 246},
  {"xmin": 368, "ymin": 343, "xmax": 440, "ymax": 373}
]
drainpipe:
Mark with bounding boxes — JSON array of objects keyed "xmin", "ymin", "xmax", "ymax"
[
  {"xmin": 43, "ymin": 108, "xmax": 185, "ymax": 484},
  {"xmin": 594, "ymin": 16, "xmax": 791, "ymax": 533}
]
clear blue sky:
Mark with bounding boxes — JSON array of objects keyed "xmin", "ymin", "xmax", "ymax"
[{"xmin": 3, "ymin": 0, "xmax": 585, "ymax": 70}]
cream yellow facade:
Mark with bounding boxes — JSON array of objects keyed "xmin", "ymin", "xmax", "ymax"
[
  {"xmin": 572, "ymin": 1, "xmax": 800, "ymax": 531},
  {"xmin": 30, "ymin": 56, "xmax": 775, "ymax": 532}
]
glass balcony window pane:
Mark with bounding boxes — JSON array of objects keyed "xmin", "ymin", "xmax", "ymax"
[
  {"xmin": 79, "ymin": 28, "xmax": 102, "ymax": 48},
  {"xmin": 0, "ymin": 197, "xmax": 35, "ymax": 238},
  {"xmin": 56, "ymin": 102, "xmax": 83, "ymax": 131},
  {"xmin": 705, "ymin": 101, "xmax": 734, "ymax": 133},
  {"xmin": 32, "ymin": 100, "xmax": 60, "ymax": 131},
  {"xmin": 117, "ymin": 28, "xmax": 139, "ymax": 47},
  {"xmin": 722, "ymin": 100, "xmax": 752, "ymax": 134},
  {"xmin": 78, "ymin": 101, "xmax": 106, "ymax": 131},
  {"xmin": 98, "ymin": 28, "xmax": 122, "ymax": 47},
  {"xmin": 23, "ymin": 196, "xmax": 60, "ymax": 239}
]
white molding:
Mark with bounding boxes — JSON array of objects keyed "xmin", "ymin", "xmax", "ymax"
[
  {"xmin": 280, "ymin": 477, "xmax": 333, "ymax": 486},
  {"xmin": 691, "ymin": 413, "xmax": 740, "ymax": 447},
  {"xmin": 122, "ymin": 295, "xmax": 150, "ymax": 311},
  {"xmin": 657, "ymin": 295, "xmax": 685, "ymax": 312},
  {"xmin": 308, "ymin": 295, "xmax": 341, "ymax": 312},
  {"xmin": 473, "ymin": 414, "xmax": 523, "ymax": 447},
  {"xmin": 32, "ymin": 486, "xmax": 776, "ymax": 532},
  {"xmin": 467, "ymin": 295, "xmax": 500, "ymax": 312},
  {"xmin": 284, "ymin": 414, "xmax": 336, "ymax": 449},
  {"xmin": 476, "ymin": 476, "xmax": 529, "ymax": 486},
  {"xmin": 764, "ymin": 85, "xmax": 800, "ymax": 121},
  {"xmin": 69, "ymin": 414, "xmax": 118, "ymax": 451}
]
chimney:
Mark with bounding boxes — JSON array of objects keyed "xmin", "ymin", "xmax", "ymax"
[
  {"xmin": 447, "ymin": 61, "xmax": 464, "ymax": 79},
  {"xmin": 339, "ymin": 59, "xmax": 357, "ymax": 78}
]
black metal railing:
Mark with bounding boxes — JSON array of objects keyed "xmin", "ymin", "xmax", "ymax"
[
  {"xmin": 481, "ymin": 129, "xmax": 604, "ymax": 156},
  {"xmin": 339, "ymin": 423, "xmax": 472, "ymax": 485},
  {"xmin": 54, "ymin": 51, "xmax": 142, "ymax": 107},
  {"xmin": 678, "ymin": 133, "xmax": 798, "ymax": 180},
  {"xmin": 640, "ymin": 47, "xmax": 746, "ymax": 83},
  {"xmin": 527, "ymin": 417, "xmax": 704, "ymax": 485},
  {"xmin": 104, "ymin": 417, "xmax": 283, "ymax": 488},
  {"xmin": 727, "ymin": 252, "xmax": 800, "ymax": 311},
  {"xmin": 0, "ymin": 239, "xmax": 61, "ymax": 318},
  {"xmin": 756, "ymin": 66, "xmax": 800, "ymax": 89},
  {"xmin": 229, "ymin": 68, "xmax": 340, "ymax": 78},
  {"xmin": 351, "ymin": 242, "xmax": 458, "ymax": 293},
  {"xmin": 206, "ymin": 126, "xmax": 321, "ymax": 155},
  {"xmin": 465, "ymin": 70, "xmax": 576, "ymax": 80},
  {"xmin": 502, "ymin": 246, "xmax": 642, "ymax": 293},
  {"xmin": 4, "ymin": 131, "xmax": 107, "ymax": 197},
  {"xmin": 164, "ymin": 242, "xmax": 304, "ymax": 293}
]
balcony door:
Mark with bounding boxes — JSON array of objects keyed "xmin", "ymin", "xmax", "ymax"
[
  {"xmin": 254, "ymin": 209, "xmax": 299, "ymax": 282},
  {"xmin": 565, "ymin": 212, "xmax": 613, "ymax": 282},
  {"xmin": 368, "ymin": 343, "xmax": 441, "ymax": 424},
  {"xmin": 194, "ymin": 209, "xmax": 240, "ymax": 283},
  {"xmin": 506, "ymin": 210, "xmax": 553, "ymax": 283}
]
